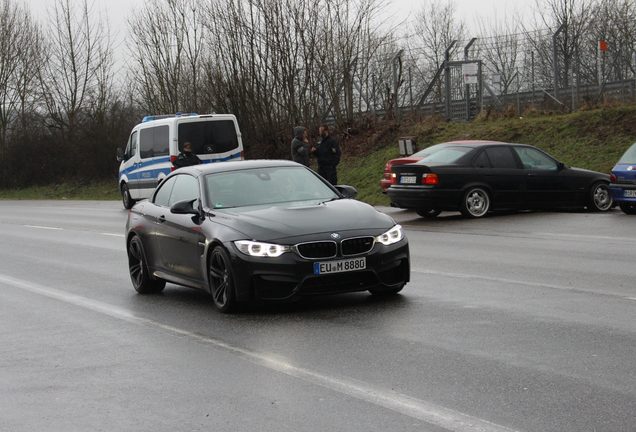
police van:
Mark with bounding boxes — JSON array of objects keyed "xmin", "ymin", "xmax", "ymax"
[{"xmin": 117, "ymin": 113, "xmax": 243, "ymax": 208}]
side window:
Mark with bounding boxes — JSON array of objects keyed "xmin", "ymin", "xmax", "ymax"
[
  {"xmin": 140, "ymin": 128, "xmax": 154, "ymax": 159},
  {"xmin": 124, "ymin": 131, "xmax": 138, "ymax": 161},
  {"xmin": 473, "ymin": 150, "xmax": 491, "ymax": 168},
  {"xmin": 140, "ymin": 126, "xmax": 169, "ymax": 159},
  {"xmin": 154, "ymin": 176, "xmax": 177, "ymax": 207},
  {"xmin": 485, "ymin": 147, "xmax": 518, "ymax": 169},
  {"xmin": 131, "ymin": 132, "xmax": 138, "ymax": 159},
  {"xmin": 514, "ymin": 147, "xmax": 558, "ymax": 170},
  {"xmin": 153, "ymin": 125, "xmax": 169, "ymax": 157},
  {"xmin": 169, "ymin": 174, "xmax": 200, "ymax": 206}
]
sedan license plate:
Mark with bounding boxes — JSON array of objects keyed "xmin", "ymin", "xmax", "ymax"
[
  {"xmin": 400, "ymin": 176, "xmax": 417, "ymax": 184},
  {"xmin": 624, "ymin": 190, "xmax": 636, "ymax": 198},
  {"xmin": 313, "ymin": 257, "xmax": 366, "ymax": 275}
]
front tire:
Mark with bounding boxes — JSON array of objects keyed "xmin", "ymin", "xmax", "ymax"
[
  {"xmin": 122, "ymin": 183, "xmax": 136, "ymax": 209},
  {"xmin": 620, "ymin": 202, "xmax": 636, "ymax": 214},
  {"xmin": 416, "ymin": 208, "xmax": 441, "ymax": 218},
  {"xmin": 460, "ymin": 187, "xmax": 490, "ymax": 218},
  {"xmin": 208, "ymin": 246, "xmax": 237, "ymax": 313},
  {"xmin": 127, "ymin": 236, "xmax": 165, "ymax": 294},
  {"xmin": 588, "ymin": 182, "xmax": 612, "ymax": 211}
]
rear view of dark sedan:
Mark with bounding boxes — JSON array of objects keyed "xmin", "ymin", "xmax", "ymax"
[
  {"xmin": 126, "ymin": 160, "xmax": 409, "ymax": 312},
  {"xmin": 387, "ymin": 141, "xmax": 612, "ymax": 218}
]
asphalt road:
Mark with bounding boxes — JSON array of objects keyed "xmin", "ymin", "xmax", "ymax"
[{"xmin": 1, "ymin": 201, "xmax": 636, "ymax": 432}]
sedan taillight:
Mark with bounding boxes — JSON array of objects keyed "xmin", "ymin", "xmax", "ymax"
[{"xmin": 421, "ymin": 173, "xmax": 439, "ymax": 185}]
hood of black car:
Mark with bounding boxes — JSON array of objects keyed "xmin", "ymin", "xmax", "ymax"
[
  {"xmin": 568, "ymin": 166, "xmax": 610, "ymax": 178},
  {"xmin": 212, "ymin": 199, "xmax": 396, "ymax": 242}
]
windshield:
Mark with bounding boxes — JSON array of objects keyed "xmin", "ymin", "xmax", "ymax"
[
  {"xmin": 618, "ymin": 143, "xmax": 636, "ymax": 164},
  {"xmin": 415, "ymin": 145, "xmax": 473, "ymax": 164},
  {"xmin": 205, "ymin": 166, "xmax": 338, "ymax": 209}
]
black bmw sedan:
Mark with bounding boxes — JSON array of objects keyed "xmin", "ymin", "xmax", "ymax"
[
  {"xmin": 126, "ymin": 160, "xmax": 409, "ymax": 312},
  {"xmin": 387, "ymin": 141, "xmax": 613, "ymax": 218}
]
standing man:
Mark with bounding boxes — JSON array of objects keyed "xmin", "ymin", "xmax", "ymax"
[
  {"xmin": 173, "ymin": 142, "xmax": 201, "ymax": 169},
  {"xmin": 312, "ymin": 124, "xmax": 341, "ymax": 184},
  {"xmin": 291, "ymin": 126, "xmax": 310, "ymax": 167}
]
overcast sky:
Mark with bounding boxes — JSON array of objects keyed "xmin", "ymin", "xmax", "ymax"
[{"xmin": 18, "ymin": 0, "xmax": 535, "ymax": 38}]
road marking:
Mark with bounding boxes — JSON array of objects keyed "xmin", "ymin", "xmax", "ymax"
[
  {"xmin": 23, "ymin": 225, "xmax": 63, "ymax": 231},
  {"xmin": 412, "ymin": 267, "xmax": 636, "ymax": 301},
  {"xmin": 100, "ymin": 232, "xmax": 125, "ymax": 238},
  {"xmin": 0, "ymin": 273, "xmax": 519, "ymax": 432}
]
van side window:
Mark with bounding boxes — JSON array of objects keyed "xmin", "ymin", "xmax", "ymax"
[
  {"xmin": 178, "ymin": 120, "xmax": 238, "ymax": 154},
  {"xmin": 125, "ymin": 131, "xmax": 138, "ymax": 160},
  {"xmin": 140, "ymin": 125, "xmax": 169, "ymax": 158}
]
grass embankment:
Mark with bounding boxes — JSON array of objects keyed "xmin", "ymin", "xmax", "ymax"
[
  {"xmin": 2, "ymin": 106, "xmax": 636, "ymax": 203},
  {"xmin": 339, "ymin": 105, "xmax": 636, "ymax": 205},
  {"xmin": 0, "ymin": 181, "xmax": 119, "ymax": 200}
]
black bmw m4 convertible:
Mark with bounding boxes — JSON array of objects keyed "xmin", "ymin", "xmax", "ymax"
[{"xmin": 126, "ymin": 160, "xmax": 410, "ymax": 312}]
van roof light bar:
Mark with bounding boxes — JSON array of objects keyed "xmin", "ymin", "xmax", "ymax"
[{"xmin": 142, "ymin": 112, "xmax": 199, "ymax": 123}]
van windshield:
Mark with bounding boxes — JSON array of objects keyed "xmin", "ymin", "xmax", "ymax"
[
  {"xmin": 618, "ymin": 143, "xmax": 636, "ymax": 164},
  {"xmin": 178, "ymin": 120, "xmax": 239, "ymax": 155}
]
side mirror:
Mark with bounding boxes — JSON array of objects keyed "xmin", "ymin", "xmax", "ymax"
[
  {"xmin": 557, "ymin": 162, "xmax": 565, "ymax": 170},
  {"xmin": 170, "ymin": 199, "xmax": 200, "ymax": 216},
  {"xmin": 335, "ymin": 185, "xmax": 358, "ymax": 199},
  {"xmin": 116, "ymin": 148, "xmax": 124, "ymax": 162}
]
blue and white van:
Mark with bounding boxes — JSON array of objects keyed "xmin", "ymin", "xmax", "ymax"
[{"xmin": 117, "ymin": 113, "xmax": 243, "ymax": 208}]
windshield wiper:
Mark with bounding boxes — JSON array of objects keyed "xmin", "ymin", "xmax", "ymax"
[{"xmin": 319, "ymin": 197, "xmax": 340, "ymax": 205}]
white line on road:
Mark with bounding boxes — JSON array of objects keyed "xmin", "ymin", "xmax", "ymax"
[
  {"xmin": 100, "ymin": 232, "xmax": 125, "ymax": 238},
  {"xmin": 23, "ymin": 225, "xmax": 63, "ymax": 231},
  {"xmin": 413, "ymin": 267, "xmax": 636, "ymax": 302},
  {"xmin": 0, "ymin": 273, "xmax": 520, "ymax": 432}
]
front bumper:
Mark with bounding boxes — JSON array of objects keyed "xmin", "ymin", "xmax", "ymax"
[{"xmin": 226, "ymin": 239, "xmax": 410, "ymax": 301}]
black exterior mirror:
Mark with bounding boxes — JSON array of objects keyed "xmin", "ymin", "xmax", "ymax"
[
  {"xmin": 335, "ymin": 185, "xmax": 358, "ymax": 199},
  {"xmin": 170, "ymin": 199, "xmax": 199, "ymax": 216},
  {"xmin": 557, "ymin": 162, "xmax": 565, "ymax": 170},
  {"xmin": 116, "ymin": 148, "xmax": 124, "ymax": 162}
]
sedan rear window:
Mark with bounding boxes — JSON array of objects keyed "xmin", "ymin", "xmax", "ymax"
[
  {"xmin": 205, "ymin": 166, "xmax": 338, "ymax": 209},
  {"xmin": 416, "ymin": 146, "xmax": 472, "ymax": 164},
  {"xmin": 618, "ymin": 143, "xmax": 636, "ymax": 164}
]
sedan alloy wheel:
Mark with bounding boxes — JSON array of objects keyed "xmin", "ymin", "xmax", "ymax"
[
  {"xmin": 589, "ymin": 182, "xmax": 613, "ymax": 211},
  {"xmin": 128, "ymin": 236, "xmax": 165, "ymax": 294},
  {"xmin": 461, "ymin": 187, "xmax": 490, "ymax": 218},
  {"xmin": 208, "ymin": 247, "xmax": 236, "ymax": 313}
]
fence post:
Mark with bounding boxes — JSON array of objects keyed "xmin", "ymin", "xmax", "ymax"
[
  {"xmin": 464, "ymin": 38, "xmax": 477, "ymax": 121},
  {"xmin": 445, "ymin": 40, "xmax": 457, "ymax": 120},
  {"xmin": 553, "ymin": 24, "xmax": 565, "ymax": 103}
]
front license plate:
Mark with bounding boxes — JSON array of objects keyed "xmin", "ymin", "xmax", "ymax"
[
  {"xmin": 624, "ymin": 190, "xmax": 636, "ymax": 197},
  {"xmin": 313, "ymin": 257, "xmax": 366, "ymax": 275},
  {"xmin": 400, "ymin": 176, "xmax": 416, "ymax": 184}
]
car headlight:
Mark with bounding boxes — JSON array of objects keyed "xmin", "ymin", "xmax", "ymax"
[
  {"xmin": 375, "ymin": 225, "xmax": 403, "ymax": 245},
  {"xmin": 234, "ymin": 240, "xmax": 290, "ymax": 257}
]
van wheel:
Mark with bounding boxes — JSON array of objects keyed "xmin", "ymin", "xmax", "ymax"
[{"xmin": 121, "ymin": 183, "xmax": 136, "ymax": 209}]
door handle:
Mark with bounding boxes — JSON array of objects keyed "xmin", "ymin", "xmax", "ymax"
[{"xmin": 158, "ymin": 215, "xmax": 166, "ymax": 223}]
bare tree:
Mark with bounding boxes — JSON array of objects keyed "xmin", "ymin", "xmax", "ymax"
[
  {"xmin": 476, "ymin": 19, "xmax": 521, "ymax": 95},
  {"xmin": 0, "ymin": 0, "xmax": 41, "ymax": 162},
  {"xmin": 40, "ymin": 0, "xmax": 112, "ymax": 138}
]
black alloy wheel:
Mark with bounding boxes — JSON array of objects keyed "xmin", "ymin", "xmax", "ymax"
[
  {"xmin": 128, "ymin": 236, "xmax": 165, "ymax": 294},
  {"xmin": 122, "ymin": 183, "xmax": 135, "ymax": 209},
  {"xmin": 619, "ymin": 202, "xmax": 636, "ymax": 214},
  {"xmin": 416, "ymin": 208, "xmax": 442, "ymax": 218},
  {"xmin": 460, "ymin": 187, "xmax": 490, "ymax": 218},
  {"xmin": 208, "ymin": 246, "xmax": 236, "ymax": 313},
  {"xmin": 588, "ymin": 182, "xmax": 613, "ymax": 211}
]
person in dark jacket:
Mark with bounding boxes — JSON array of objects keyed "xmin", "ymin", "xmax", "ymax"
[
  {"xmin": 173, "ymin": 142, "xmax": 201, "ymax": 169},
  {"xmin": 311, "ymin": 124, "xmax": 341, "ymax": 184},
  {"xmin": 291, "ymin": 126, "xmax": 310, "ymax": 166}
]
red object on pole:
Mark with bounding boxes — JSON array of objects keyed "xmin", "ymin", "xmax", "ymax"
[{"xmin": 599, "ymin": 40, "xmax": 609, "ymax": 52}]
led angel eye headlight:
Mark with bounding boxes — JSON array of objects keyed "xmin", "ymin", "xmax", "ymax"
[
  {"xmin": 234, "ymin": 240, "xmax": 290, "ymax": 257},
  {"xmin": 375, "ymin": 225, "xmax": 403, "ymax": 246}
]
